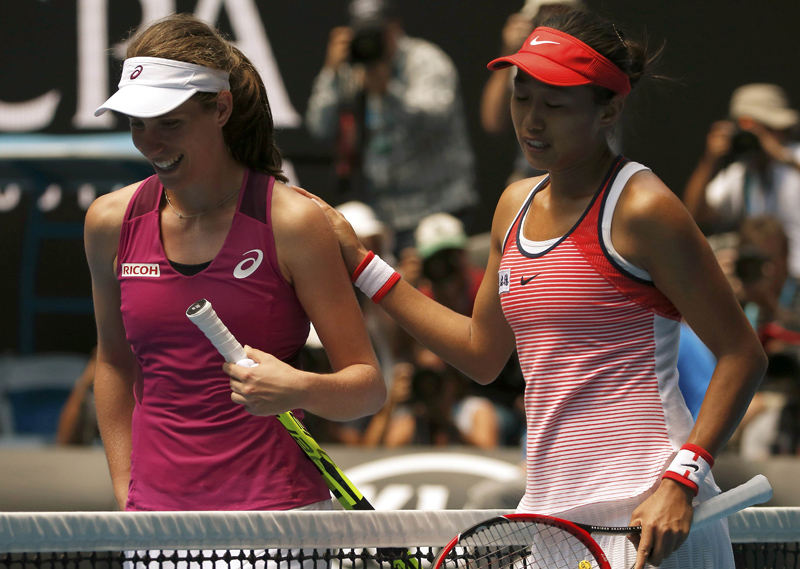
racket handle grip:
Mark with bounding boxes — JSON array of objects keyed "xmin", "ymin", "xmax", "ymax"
[
  {"xmin": 187, "ymin": 299, "xmax": 255, "ymax": 365},
  {"xmin": 692, "ymin": 474, "xmax": 772, "ymax": 530}
]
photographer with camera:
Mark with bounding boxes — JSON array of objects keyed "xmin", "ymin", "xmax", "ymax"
[
  {"xmin": 480, "ymin": 0, "xmax": 583, "ymax": 186},
  {"xmin": 683, "ymin": 84, "xmax": 800, "ymax": 306},
  {"xmin": 305, "ymin": 0, "xmax": 478, "ymax": 253}
]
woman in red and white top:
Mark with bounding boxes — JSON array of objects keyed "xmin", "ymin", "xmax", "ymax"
[{"xmin": 297, "ymin": 8, "xmax": 766, "ymax": 569}]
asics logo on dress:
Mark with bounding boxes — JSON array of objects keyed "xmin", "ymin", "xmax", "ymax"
[
  {"xmin": 130, "ymin": 65, "xmax": 143, "ymax": 80},
  {"xmin": 120, "ymin": 263, "xmax": 160, "ymax": 277},
  {"xmin": 530, "ymin": 37, "xmax": 560, "ymax": 46},
  {"xmin": 234, "ymin": 249, "xmax": 264, "ymax": 279}
]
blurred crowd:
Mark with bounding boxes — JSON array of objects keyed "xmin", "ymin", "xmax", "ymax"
[
  {"xmin": 35, "ymin": 0, "xmax": 800, "ymax": 462},
  {"xmin": 681, "ymin": 80, "xmax": 800, "ymax": 460}
]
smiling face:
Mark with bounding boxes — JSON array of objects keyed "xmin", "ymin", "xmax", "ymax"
[
  {"xmin": 128, "ymin": 94, "xmax": 231, "ymax": 191},
  {"xmin": 510, "ymin": 70, "xmax": 623, "ymax": 173}
]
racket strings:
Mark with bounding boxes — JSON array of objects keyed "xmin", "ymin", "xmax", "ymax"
[{"xmin": 441, "ymin": 521, "xmax": 601, "ymax": 569}]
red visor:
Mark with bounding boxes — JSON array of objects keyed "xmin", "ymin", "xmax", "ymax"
[{"xmin": 487, "ymin": 27, "xmax": 631, "ymax": 97}]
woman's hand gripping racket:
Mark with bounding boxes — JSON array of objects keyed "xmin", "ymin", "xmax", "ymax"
[
  {"xmin": 434, "ymin": 474, "xmax": 772, "ymax": 569},
  {"xmin": 186, "ymin": 299, "xmax": 419, "ymax": 569}
]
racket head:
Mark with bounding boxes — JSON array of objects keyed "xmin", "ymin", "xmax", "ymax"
[{"xmin": 434, "ymin": 514, "xmax": 610, "ymax": 569}]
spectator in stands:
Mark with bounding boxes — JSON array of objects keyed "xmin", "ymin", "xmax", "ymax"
[
  {"xmin": 736, "ymin": 352, "xmax": 800, "ymax": 460},
  {"xmin": 305, "ymin": 0, "xmax": 478, "ymax": 252},
  {"xmin": 415, "ymin": 213, "xmax": 484, "ymax": 317},
  {"xmin": 362, "ymin": 213, "xmax": 524, "ymax": 449},
  {"xmin": 361, "ymin": 363, "xmax": 500, "ymax": 448},
  {"xmin": 736, "ymin": 216, "xmax": 800, "ymax": 340},
  {"xmin": 772, "ymin": 365, "xmax": 800, "ymax": 456},
  {"xmin": 683, "ymin": 84, "xmax": 800, "ymax": 309},
  {"xmin": 679, "ymin": 216, "xmax": 795, "ymax": 422},
  {"xmin": 56, "ymin": 347, "xmax": 100, "ymax": 446},
  {"xmin": 480, "ymin": 0, "xmax": 585, "ymax": 185},
  {"xmin": 414, "ymin": 213, "xmax": 525, "ymax": 445}
]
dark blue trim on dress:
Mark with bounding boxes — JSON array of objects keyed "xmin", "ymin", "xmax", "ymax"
[
  {"xmin": 514, "ymin": 155, "xmax": 626, "ymax": 259},
  {"xmin": 596, "ymin": 160, "xmax": 656, "ymax": 286}
]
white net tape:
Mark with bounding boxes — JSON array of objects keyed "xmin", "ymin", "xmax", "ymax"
[{"xmin": 0, "ymin": 508, "xmax": 798, "ymax": 554}]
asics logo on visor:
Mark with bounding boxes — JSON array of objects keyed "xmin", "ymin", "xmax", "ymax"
[
  {"xmin": 530, "ymin": 37, "xmax": 560, "ymax": 46},
  {"xmin": 130, "ymin": 65, "xmax": 143, "ymax": 80}
]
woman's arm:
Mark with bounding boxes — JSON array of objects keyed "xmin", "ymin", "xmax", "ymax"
[
  {"xmin": 292, "ymin": 183, "xmax": 527, "ymax": 385},
  {"xmin": 305, "ymin": 27, "xmax": 353, "ymax": 141},
  {"xmin": 621, "ymin": 171, "xmax": 767, "ymax": 455},
  {"xmin": 613, "ymin": 171, "xmax": 767, "ymax": 569},
  {"xmin": 84, "ymin": 185, "xmax": 141, "ymax": 510},
  {"xmin": 224, "ymin": 183, "xmax": 385, "ymax": 421},
  {"xmin": 481, "ymin": 14, "xmax": 532, "ymax": 135}
]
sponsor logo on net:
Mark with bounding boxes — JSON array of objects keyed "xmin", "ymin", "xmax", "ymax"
[{"xmin": 345, "ymin": 452, "xmax": 520, "ymax": 510}]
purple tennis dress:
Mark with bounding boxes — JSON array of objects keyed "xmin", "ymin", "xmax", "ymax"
[{"xmin": 116, "ymin": 169, "xmax": 330, "ymax": 511}]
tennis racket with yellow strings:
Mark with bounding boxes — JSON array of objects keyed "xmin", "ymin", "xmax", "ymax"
[{"xmin": 186, "ymin": 298, "xmax": 419, "ymax": 569}]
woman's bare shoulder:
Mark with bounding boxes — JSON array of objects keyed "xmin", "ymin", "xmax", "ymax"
[
  {"xmin": 618, "ymin": 169, "xmax": 688, "ymax": 229},
  {"xmin": 492, "ymin": 174, "xmax": 546, "ymax": 238},
  {"xmin": 270, "ymin": 181, "xmax": 332, "ymax": 237},
  {"xmin": 270, "ymin": 180, "xmax": 342, "ymax": 268},
  {"xmin": 85, "ymin": 182, "xmax": 141, "ymax": 233}
]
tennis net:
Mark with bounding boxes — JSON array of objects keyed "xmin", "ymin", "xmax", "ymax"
[{"xmin": 0, "ymin": 508, "xmax": 797, "ymax": 569}]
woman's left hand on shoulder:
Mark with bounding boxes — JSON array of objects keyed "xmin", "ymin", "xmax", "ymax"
[
  {"xmin": 627, "ymin": 479, "xmax": 694, "ymax": 569},
  {"xmin": 224, "ymin": 346, "xmax": 302, "ymax": 416}
]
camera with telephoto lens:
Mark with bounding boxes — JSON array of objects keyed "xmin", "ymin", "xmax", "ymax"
[
  {"xmin": 735, "ymin": 246, "xmax": 769, "ymax": 285},
  {"xmin": 349, "ymin": 24, "xmax": 386, "ymax": 64},
  {"xmin": 422, "ymin": 249, "xmax": 462, "ymax": 283},
  {"xmin": 727, "ymin": 128, "xmax": 762, "ymax": 160}
]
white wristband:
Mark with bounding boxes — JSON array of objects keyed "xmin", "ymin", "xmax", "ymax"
[
  {"xmin": 663, "ymin": 444, "xmax": 714, "ymax": 495},
  {"xmin": 351, "ymin": 252, "xmax": 400, "ymax": 302}
]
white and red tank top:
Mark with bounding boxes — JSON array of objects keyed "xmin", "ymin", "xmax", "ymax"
[
  {"xmin": 499, "ymin": 157, "xmax": 698, "ymax": 515},
  {"xmin": 117, "ymin": 169, "xmax": 330, "ymax": 511}
]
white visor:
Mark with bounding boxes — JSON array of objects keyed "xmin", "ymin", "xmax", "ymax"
[{"xmin": 94, "ymin": 57, "xmax": 231, "ymax": 118}]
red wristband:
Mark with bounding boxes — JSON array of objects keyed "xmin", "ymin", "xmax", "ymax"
[
  {"xmin": 662, "ymin": 471, "xmax": 699, "ymax": 495},
  {"xmin": 372, "ymin": 271, "xmax": 401, "ymax": 303},
  {"xmin": 681, "ymin": 443, "xmax": 715, "ymax": 468},
  {"xmin": 351, "ymin": 251, "xmax": 375, "ymax": 283}
]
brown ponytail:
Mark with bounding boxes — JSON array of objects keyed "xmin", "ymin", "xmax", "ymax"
[{"xmin": 125, "ymin": 13, "xmax": 288, "ymax": 182}]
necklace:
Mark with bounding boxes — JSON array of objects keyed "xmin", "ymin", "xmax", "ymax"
[{"xmin": 163, "ymin": 186, "xmax": 241, "ymax": 219}]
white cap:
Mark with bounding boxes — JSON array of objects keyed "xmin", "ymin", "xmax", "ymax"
[
  {"xmin": 414, "ymin": 213, "xmax": 468, "ymax": 259},
  {"xmin": 336, "ymin": 201, "xmax": 386, "ymax": 239},
  {"xmin": 94, "ymin": 57, "xmax": 231, "ymax": 118},
  {"xmin": 729, "ymin": 83, "xmax": 798, "ymax": 131}
]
